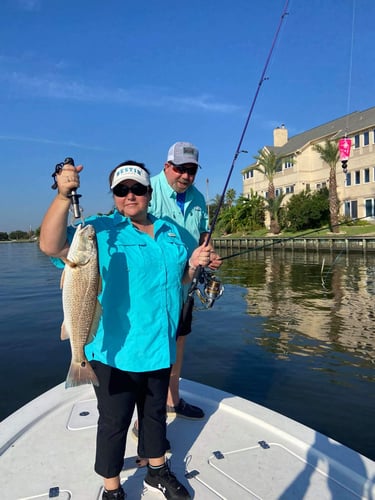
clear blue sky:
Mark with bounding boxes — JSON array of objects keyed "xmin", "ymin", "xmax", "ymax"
[{"xmin": 1, "ymin": 0, "xmax": 374, "ymax": 232}]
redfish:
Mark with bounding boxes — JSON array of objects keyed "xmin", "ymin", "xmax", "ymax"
[{"xmin": 60, "ymin": 224, "xmax": 101, "ymax": 388}]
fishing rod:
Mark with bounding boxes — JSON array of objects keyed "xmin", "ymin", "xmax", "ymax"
[
  {"xmin": 218, "ymin": 215, "xmax": 371, "ymax": 261},
  {"xmin": 51, "ymin": 157, "xmax": 82, "ymax": 220},
  {"xmin": 186, "ymin": 0, "xmax": 290, "ymax": 310}
]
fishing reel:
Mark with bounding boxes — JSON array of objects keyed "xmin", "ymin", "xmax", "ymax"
[{"xmin": 194, "ymin": 268, "xmax": 224, "ymax": 309}]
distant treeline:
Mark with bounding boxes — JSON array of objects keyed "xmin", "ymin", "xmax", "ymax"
[{"xmin": 0, "ymin": 228, "xmax": 40, "ymax": 241}]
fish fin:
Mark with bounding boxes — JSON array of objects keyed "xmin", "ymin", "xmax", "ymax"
[
  {"xmin": 65, "ymin": 360, "xmax": 99, "ymax": 389},
  {"xmin": 61, "ymin": 323, "xmax": 70, "ymax": 341},
  {"xmin": 87, "ymin": 300, "xmax": 102, "ymax": 344},
  {"xmin": 61, "ymin": 256, "xmax": 78, "ymax": 269},
  {"xmin": 65, "ymin": 259, "xmax": 78, "ymax": 268}
]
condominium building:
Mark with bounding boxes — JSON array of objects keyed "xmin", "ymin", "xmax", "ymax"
[{"xmin": 241, "ymin": 106, "xmax": 375, "ymax": 222}]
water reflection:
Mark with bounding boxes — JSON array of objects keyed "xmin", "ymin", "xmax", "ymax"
[
  {"xmin": 220, "ymin": 250, "xmax": 375, "ymax": 370},
  {"xmin": 190, "ymin": 249, "xmax": 375, "ymax": 460}
]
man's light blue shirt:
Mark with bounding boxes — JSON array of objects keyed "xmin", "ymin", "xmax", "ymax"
[{"xmin": 149, "ymin": 170, "xmax": 209, "ymax": 258}]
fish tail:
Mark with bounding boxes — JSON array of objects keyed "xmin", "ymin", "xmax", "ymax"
[{"xmin": 65, "ymin": 360, "xmax": 99, "ymax": 389}]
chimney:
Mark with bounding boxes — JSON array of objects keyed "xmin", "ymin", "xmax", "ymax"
[{"xmin": 273, "ymin": 124, "xmax": 288, "ymax": 147}]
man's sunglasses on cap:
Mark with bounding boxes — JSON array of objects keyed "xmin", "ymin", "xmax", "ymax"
[{"xmin": 113, "ymin": 183, "xmax": 149, "ymax": 197}]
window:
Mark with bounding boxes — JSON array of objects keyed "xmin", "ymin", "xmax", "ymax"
[
  {"xmin": 364, "ymin": 168, "xmax": 370, "ymax": 183},
  {"xmin": 355, "ymin": 171, "xmax": 360, "ymax": 185},
  {"xmin": 354, "ymin": 134, "xmax": 360, "ymax": 148},
  {"xmin": 365, "ymin": 199, "xmax": 373, "ymax": 217},
  {"xmin": 244, "ymin": 170, "xmax": 254, "ymax": 179},
  {"xmin": 364, "ymin": 131, "xmax": 369, "ymax": 146},
  {"xmin": 344, "ymin": 201, "xmax": 350, "ymax": 217},
  {"xmin": 285, "ymin": 185, "xmax": 294, "ymax": 194},
  {"xmin": 351, "ymin": 200, "xmax": 358, "ymax": 219},
  {"xmin": 352, "ymin": 200, "xmax": 358, "ymax": 218},
  {"xmin": 283, "ymin": 157, "xmax": 294, "ymax": 169},
  {"xmin": 345, "ymin": 200, "xmax": 358, "ymax": 218},
  {"xmin": 346, "ymin": 172, "xmax": 351, "ymax": 186},
  {"xmin": 275, "ymin": 187, "xmax": 283, "ymax": 196}
]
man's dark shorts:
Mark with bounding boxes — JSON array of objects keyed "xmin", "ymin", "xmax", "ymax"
[{"xmin": 176, "ymin": 297, "xmax": 194, "ymax": 337}]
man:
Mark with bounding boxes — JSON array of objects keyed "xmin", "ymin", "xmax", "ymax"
[{"xmin": 145, "ymin": 141, "xmax": 221, "ymax": 422}]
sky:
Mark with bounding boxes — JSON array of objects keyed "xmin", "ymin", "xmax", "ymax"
[{"xmin": 1, "ymin": 0, "xmax": 374, "ymax": 233}]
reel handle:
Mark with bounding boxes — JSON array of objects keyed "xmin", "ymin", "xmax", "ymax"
[
  {"xmin": 64, "ymin": 157, "xmax": 82, "ymax": 219},
  {"xmin": 51, "ymin": 157, "xmax": 82, "ymax": 219}
]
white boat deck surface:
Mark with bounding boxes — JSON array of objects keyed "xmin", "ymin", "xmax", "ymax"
[{"xmin": 0, "ymin": 379, "xmax": 374, "ymax": 499}]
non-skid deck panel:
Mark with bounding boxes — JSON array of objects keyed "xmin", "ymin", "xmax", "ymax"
[
  {"xmin": 1, "ymin": 380, "xmax": 374, "ymax": 499},
  {"xmin": 67, "ymin": 398, "xmax": 98, "ymax": 430}
]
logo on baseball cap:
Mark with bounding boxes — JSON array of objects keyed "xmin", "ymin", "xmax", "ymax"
[
  {"xmin": 167, "ymin": 142, "xmax": 199, "ymax": 166},
  {"xmin": 110, "ymin": 165, "xmax": 150, "ymax": 189}
]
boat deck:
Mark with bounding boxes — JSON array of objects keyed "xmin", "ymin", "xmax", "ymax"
[{"xmin": 0, "ymin": 379, "xmax": 374, "ymax": 499}]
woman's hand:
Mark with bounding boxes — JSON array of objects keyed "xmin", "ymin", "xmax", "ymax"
[
  {"xmin": 39, "ymin": 163, "xmax": 84, "ymax": 257},
  {"xmin": 55, "ymin": 164, "xmax": 83, "ymax": 199}
]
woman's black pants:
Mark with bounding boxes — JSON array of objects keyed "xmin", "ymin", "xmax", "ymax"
[{"xmin": 91, "ymin": 361, "xmax": 171, "ymax": 479}]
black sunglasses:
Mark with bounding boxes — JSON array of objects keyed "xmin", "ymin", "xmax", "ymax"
[
  {"xmin": 113, "ymin": 183, "xmax": 149, "ymax": 197},
  {"xmin": 170, "ymin": 164, "xmax": 198, "ymax": 176}
]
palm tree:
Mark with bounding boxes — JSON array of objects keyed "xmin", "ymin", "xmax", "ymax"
[
  {"xmin": 250, "ymin": 149, "xmax": 283, "ymax": 233},
  {"xmin": 235, "ymin": 194, "xmax": 265, "ymax": 232},
  {"xmin": 225, "ymin": 188, "xmax": 236, "ymax": 207},
  {"xmin": 313, "ymin": 140, "xmax": 340, "ymax": 233},
  {"xmin": 264, "ymin": 194, "xmax": 286, "ymax": 234}
]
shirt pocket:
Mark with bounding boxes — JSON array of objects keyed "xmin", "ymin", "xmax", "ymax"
[{"xmin": 115, "ymin": 242, "xmax": 147, "ymax": 270}]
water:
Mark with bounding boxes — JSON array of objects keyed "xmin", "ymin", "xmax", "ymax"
[{"xmin": 0, "ymin": 243, "xmax": 374, "ymax": 462}]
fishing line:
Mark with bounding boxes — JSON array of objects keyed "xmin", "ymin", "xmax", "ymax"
[
  {"xmin": 217, "ymin": 215, "xmax": 370, "ymax": 261},
  {"xmin": 186, "ymin": 1, "xmax": 290, "ymax": 309},
  {"xmin": 337, "ymin": 0, "xmax": 356, "ymax": 172},
  {"xmin": 206, "ymin": 0, "xmax": 290, "ymax": 246},
  {"xmin": 320, "ymin": 250, "xmax": 345, "ymax": 290},
  {"xmin": 344, "ymin": 0, "xmax": 356, "ymax": 135}
]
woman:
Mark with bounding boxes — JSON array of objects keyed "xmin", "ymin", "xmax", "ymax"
[{"xmin": 40, "ymin": 160, "xmax": 211, "ymax": 500}]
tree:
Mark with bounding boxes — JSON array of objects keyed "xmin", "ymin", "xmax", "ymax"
[
  {"xmin": 235, "ymin": 194, "xmax": 265, "ymax": 232},
  {"xmin": 215, "ymin": 206, "xmax": 237, "ymax": 235},
  {"xmin": 225, "ymin": 188, "xmax": 236, "ymax": 208},
  {"xmin": 250, "ymin": 149, "xmax": 283, "ymax": 234},
  {"xmin": 285, "ymin": 188, "xmax": 330, "ymax": 231},
  {"xmin": 208, "ymin": 193, "xmax": 224, "ymax": 226},
  {"xmin": 264, "ymin": 194, "xmax": 286, "ymax": 234},
  {"xmin": 9, "ymin": 230, "xmax": 29, "ymax": 240},
  {"xmin": 313, "ymin": 140, "xmax": 340, "ymax": 233}
]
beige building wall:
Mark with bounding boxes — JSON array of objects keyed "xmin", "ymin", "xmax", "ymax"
[{"xmin": 242, "ymin": 116, "xmax": 375, "ymax": 223}]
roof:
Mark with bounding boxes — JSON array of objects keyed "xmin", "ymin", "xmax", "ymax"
[{"xmin": 243, "ymin": 106, "xmax": 375, "ymax": 171}]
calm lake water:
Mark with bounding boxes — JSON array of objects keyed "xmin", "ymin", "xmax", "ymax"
[{"xmin": 0, "ymin": 242, "xmax": 374, "ymax": 461}]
